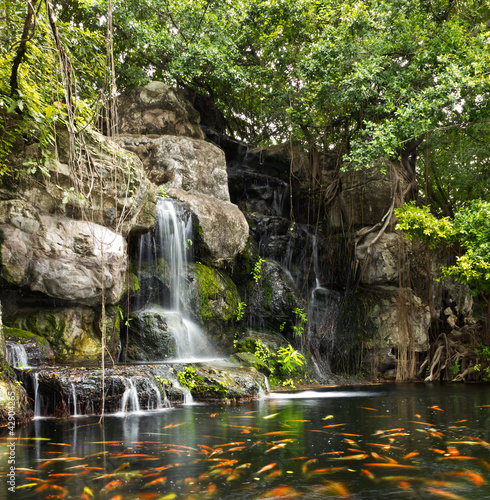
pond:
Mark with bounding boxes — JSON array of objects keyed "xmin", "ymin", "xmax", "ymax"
[{"xmin": 2, "ymin": 383, "xmax": 490, "ymax": 499}]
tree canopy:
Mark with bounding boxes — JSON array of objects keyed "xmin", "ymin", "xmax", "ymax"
[{"xmin": 1, "ymin": 0, "xmax": 490, "ymax": 208}]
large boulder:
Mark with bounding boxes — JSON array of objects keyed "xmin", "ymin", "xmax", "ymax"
[
  {"xmin": 118, "ymin": 135, "xmax": 229, "ymax": 202},
  {"xmin": 169, "ymin": 188, "xmax": 249, "ymax": 266},
  {"xmin": 10, "ymin": 128, "xmax": 157, "ymax": 237},
  {"xmin": 356, "ymin": 231, "xmax": 408, "ymax": 286},
  {"xmin": 328, "ymin": 161, "xmax": 407, "ymax": 230},
  {"xmin": 118, "ymin": 81, "xmax": 204, "ymax": 139},
  {"xmin": 0, "ymin": 200, "xmax": 126, "ymax": 306}
]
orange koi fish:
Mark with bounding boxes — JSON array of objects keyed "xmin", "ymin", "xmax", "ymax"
[
  {"xmin": 256, "ymin": 463, "xmax": 277, "ymax": 475},
  {"xmin": 423, "ymin": 488, "xmax": 469, "ymax": 499}
]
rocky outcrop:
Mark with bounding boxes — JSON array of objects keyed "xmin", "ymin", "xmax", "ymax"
[
  {"xmin": 9, "ymin": 308, "xmax": 105, "ymax": 363},
  {"xmin": 118, "ymin": 81, "xmax": 204, "ymax": 139},
  {"xmin": 367, "ymin": 286, "xmax": 431, "ymax": 352},
  {"xmin": 0, "ymin": 201, "xmax": 126, "ymax": 306},
  {"xmin": 169, "ymin": 188, "xmax": 248, "ymax": 266},
  {"xmin": 118, "ymin": 82, "xmax": 249, "ymax": 267},
  {"xmin": 118, "ymin": 135, "xmax": 229, "ymax": 202}
]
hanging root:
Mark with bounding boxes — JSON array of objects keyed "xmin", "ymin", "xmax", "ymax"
[{"xmin": 422, "ymin": 322, "xmax": 487, "ymax": 382}]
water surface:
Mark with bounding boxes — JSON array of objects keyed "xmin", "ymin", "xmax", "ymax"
[{"xmin": 2, "ymin": 383, "xmax": 490, "ymax": 499}]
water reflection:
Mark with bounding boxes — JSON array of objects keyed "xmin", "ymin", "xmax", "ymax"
[{"xmin": 1, "ymin": 383, "xmax": 490, "ymax": 499}]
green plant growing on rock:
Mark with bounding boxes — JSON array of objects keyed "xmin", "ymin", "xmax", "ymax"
[
  {"xmin": 292, "ymin": 307, "xmax": 308, "ymax": 338},
  {"xmin": 236, "ymin": 301, "xmax": 247, "ymax": 322},
  {"xmin": 276, "ymin": 345, "xmax": 305, "ymax": 374},
  {"xmin": 251, "ymin": 257, "xmax": 265, "ymax": 283},
  {"xmin": 178, "ymin": 366, "xmax": 198, "ymax": 390},
  {"xmin": 474, "ymin": 343, "xmax": 490, "ymax": 382}
]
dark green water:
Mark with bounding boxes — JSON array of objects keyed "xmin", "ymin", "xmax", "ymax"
[{"xmin": 2, "ymin": 383, "xmax": 490, "ymax": 499}]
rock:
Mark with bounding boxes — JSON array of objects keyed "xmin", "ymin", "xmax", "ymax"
[
  {"xmin": 0, "ymin": 201, "xmax": 127, "ymax": 306},
  {"xmin": 247, "ymin": 214, "xmax": 326, "ymax": 289},
  {"xmin": 328, "ymin": 161, "xmax": 407, "ymax": 230},
  {"xmin": 19, "ymin": 361, "xmax": 267, "ymax": 417},
  {"xmin": 9, "ymin": 308, "xmax": 104, "ymax": 363},
  {"xmin": 118, "ymin": 81, "xmax": 204, "ymax": 139},
  {"xmin": 118, "ymin": 135, "xmax": 229, "ymax": 202},
  {"xmin": 245, "ymin": 259, "xmax": 306, "ymax": 337},
  {"xmin": 0, "ymin": 380, "xmax": 31, "ymax": 425},
  {"xmin": 123, "ymin": 309, "xmax": 188, "ymax": 361},
  {"xmin": 186, "ymin": 262, "xmax": 241, "ymax": 345},
  {"xmin": 15, "ymin": 128, "xmax": 157, "ymax": 237},
  {"xmin": 168, "ymin": 188, "xmax": 249, "ymax": 266},
  {"xmin": 367, "ymin": 286, "xmax": 430, "ymax": 352},
  {"xmin": 356, "ymin": 231, "xmax": 409, "ymax": 286}
]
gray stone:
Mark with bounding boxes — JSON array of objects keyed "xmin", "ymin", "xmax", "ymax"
[
  {"xmin": 367, "ymin": 286, "xmax": 430, "ymax": 352},
  {"xmin": 118, "ymin": 135, "xmax": 229, "ymax": 202},
  {"xmin": 0, "ymin": 201, "xmax": 127, "ymax": 306},
  {"xmin": 124, "ymin": 309, "xmax": 189, "ymax": 361},
  {"xmin": 168, "ymin": 188, "xmax": 249, "ymax": 266},
  {"xmin": 356, "ymin": 231, "xmax": 408, "ymax": 286},
  {"xmin": 118, "ymin": 81, "xmax": 204, "ymax": 139}
]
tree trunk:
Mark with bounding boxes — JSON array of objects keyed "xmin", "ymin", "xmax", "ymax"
[{"xmin": 9, "ymin": 1, "xmax": 39, "ymax": 98}]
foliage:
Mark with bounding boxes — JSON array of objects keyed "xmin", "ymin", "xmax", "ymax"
[
  {"xmin": 474, "ymin": 343, "xmax": 490, "ymax": 382},
  {"xmin": 235, "ymin": 337, "xmax": 306, "ymax": 381},
  {"xmin": 396, "ymin": 200, "xmax": 490, "ymax": 322},
  {"xmin": 177, "ymin": 366, "xmax": 199, "ymax": 390},
  {"xmin": 251, "ymin": 257, "xmax": 265, "ymax": 283},
  {"xmin": 292, "ymin": 307, "xmax": 308, "ymax": 338},
  {"xmin": 395, "ymin": 202, "xmax": 456, "ymax": 248},
  {"xmin": 276, "ymin": 345, "xmax": 305, "ymax": 374},
  {"xmin": 0, "ymin": 1, "xmax": 106, "ymax": 180},
  {"xmin": 236, "ymin": 301, "xmax": 247, "ymax": 322}
]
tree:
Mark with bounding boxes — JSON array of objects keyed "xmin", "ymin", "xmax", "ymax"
[{"xmin": 395, "ymin": 200, "xmax": 490, "ymax": 339}]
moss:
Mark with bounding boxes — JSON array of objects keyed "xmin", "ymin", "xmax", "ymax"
[
  {"xmin": 3, "ymin": 326, "xmax": 50, "ymax": 348},
  {"xmin": 195, "ymin": 262, "xmax": 240, "ymax": 323}
]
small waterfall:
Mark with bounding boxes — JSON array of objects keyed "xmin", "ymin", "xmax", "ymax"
[
  {"xmin": 33, "ymin": 372, "xmax": 41, "ymax": 419},
  {"xmin": 133, "ymin": 197, "xmax": 217, "ymax": 361},
  {"xmin": 70, "ymin": 383, "xmax": 79, "ymax": 417},
  {"xmin": 148, "ymin": 381, "xmax": 162, "ymax": 410},
  {"xmin": 119, "ymin": 377, "xmax": 140, "ymax": 413},
  {"xmin": 174, "ymin": 380, "xmax": 194, "ymax": 405},
  {"xmin": 6, "ymin": 341, "xmax": 30, "ymax": 369}
]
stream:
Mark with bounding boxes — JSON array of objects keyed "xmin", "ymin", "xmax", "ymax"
[{"xmin": 2, "ymin": 383, "xmax": 490, "ymax": 499}]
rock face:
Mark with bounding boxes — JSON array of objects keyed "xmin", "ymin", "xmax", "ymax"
[
  {"xmin": 0, "ymin": 124, "xmax": 154, "ymax": 363},
  {"xmin": 118, "ymin": 81, "xmax": 204, "ymax": 139},
  {"xmin": 117, "ymin": 83, "xmax": 249, "ymax": 267},
  {"xmin": 169, "ymin": 188, "xmax": 249, "ymax": 266},
  {"xmin": 0, "ymin": 201, "xmax": 126, "ymax": 306},
  {"xmin": 118, "ymin": 135, "xmax": 229, "ymax": 201}
]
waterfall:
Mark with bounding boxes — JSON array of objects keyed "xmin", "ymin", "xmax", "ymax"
[
  {"xmin": 133, "ymin": 197, "xmax": 216, "ymax": 361},
  {"xmin": 33, "ymin": 372, "xmax": 41, "ymax": 419},
  {"xmin": 70, "ymin": 383, "xmax": 79, "ymax": 417},
  {"xmin": 119, "ymin": 377, "xmax": 140, "ymax": 413},
  {"xmin": 6, "ymin": 341, "xmax": 30, "ymax": 369},
  {"xmin": 148, "ymin": 380, "xmax": 162, "ymax": 410}
]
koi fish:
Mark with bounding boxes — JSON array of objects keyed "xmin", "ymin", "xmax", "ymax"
[
  {"xmin": 423, "ymin": 488, "xmax": 469, "ymax": 499},
  {"xmin": 256, "ymin": 463, "xmax": 277, "ymax": 474},
  {"xmin": 442, "ymin": 471, "xmax": 485, "ymax": 486}
]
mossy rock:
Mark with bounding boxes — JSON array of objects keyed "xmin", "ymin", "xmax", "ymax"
[
  {"xmin": 230, "ymin": 352, "xmax": 271, "ymax": 375},
  {"xmin": 9, "ymin": 308, "xmax": 102, "ymax": 363},
  {"xmin": 189, "ymin": 262, "xmax": 241, "ymax": 325},
  {"xmin": 4, "ymin": 326, "xmax": 50, "ymax": 348}
]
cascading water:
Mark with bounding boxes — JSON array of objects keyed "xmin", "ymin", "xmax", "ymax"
[
  {"xmin": 132, "ymin": 197, "xmax": 216, "ymax": 361},
  {"xmin": 70, "ymin": 382, "xmax": 79, "ymax": 417},
  {"xmin": 33, "ymin": 372, "xmax": 41, "ymax": 419},
  {"xmin": 6, "ymin": 341, "xmax": 30, "ymax": 369},
  {"xmin": 119, "ymin": 377, "xmax": 140, "ymax": 413}
]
